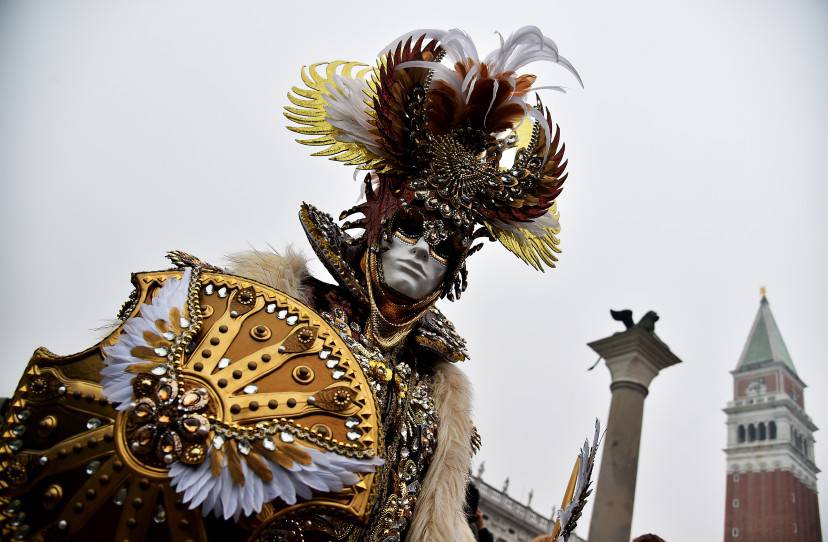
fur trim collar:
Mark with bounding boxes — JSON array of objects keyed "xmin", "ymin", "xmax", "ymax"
[{"xmin": 224, "ymin": 246, "xmax": 311, "ymax": 304}]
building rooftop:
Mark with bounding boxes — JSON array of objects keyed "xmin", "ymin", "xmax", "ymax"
[{"xmin": 736, "ymin": 293, "xmax": 797, "ymax": 375}]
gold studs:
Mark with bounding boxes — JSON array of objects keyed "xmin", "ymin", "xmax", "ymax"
[
  {"xmin": 292, "ymin": 365, "xmax": 315, "ymax": 385},
  {"xmin": 42, "ymin": 484, "xmax": 63, "ymax": 508},
  {"xmin": 310, "ymin": 423, "xmax": 332, "ymax": 439},
  {"xmin": 250, "ymin": 325, "xmax": 272, "ymax": 341},
  {"xmin": 37, "ymin": 415, "xmax": 58, "ymax": 437}
]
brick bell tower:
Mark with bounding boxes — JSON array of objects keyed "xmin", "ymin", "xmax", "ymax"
[{"xmin": 723, "ymin": 290, "xmax": 822, "ymax": 541}]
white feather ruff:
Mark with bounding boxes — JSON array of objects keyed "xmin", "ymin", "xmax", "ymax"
[
  {"xmin": 170, "ymin": 446, "xmax": 383, "ymax": 520},
  {"xmin": 100, "ymin": 269, "xmax": 191, "ymax": 410}
]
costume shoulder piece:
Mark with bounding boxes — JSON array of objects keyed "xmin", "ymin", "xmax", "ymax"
[
  {"xmin": 300, "ymin": 203, "xmax": 469, "ymax": 362},
  {"xmin": 413, "ymin": 308, "xmax": 468, "ymax": 362},
  {"xmin": 299, "ymin": 203, "xmax": 368, "ymax": 305},
  {"xmin": 0, "ymin": 259, "xmax": 395, "ymax": 541}
]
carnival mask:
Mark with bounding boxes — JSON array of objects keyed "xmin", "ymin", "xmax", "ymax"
[{"xmin": 380, "ymin": 233, "xmax": 449, "ymax": 300}]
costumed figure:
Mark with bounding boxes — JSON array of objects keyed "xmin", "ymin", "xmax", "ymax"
[{"xmin": 0, "ymin": 27, "xmax": 597, "ymax": 541}]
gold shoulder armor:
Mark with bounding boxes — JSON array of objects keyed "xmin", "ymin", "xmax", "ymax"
[{"xmin": 0, "ymin": 266, "xmax": 383, "ymax": 541}]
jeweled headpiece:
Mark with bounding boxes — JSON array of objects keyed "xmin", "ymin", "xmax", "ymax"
[{"xmin": 286, "ymin": 26, "xmax": 580, "ymax": 297}]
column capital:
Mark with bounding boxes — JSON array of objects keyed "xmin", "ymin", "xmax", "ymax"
[{"xmin": 589, "ymin": 328, "xmax": 683, "ymax": 392}]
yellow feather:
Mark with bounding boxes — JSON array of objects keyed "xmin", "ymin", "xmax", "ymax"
[
  {"xmin": 488, "ymin": 205, "xmax": 562, "ymax": 271},
  {"xmin": 284, "ymin": 60, "xmax": 385, "ymax": 170}
]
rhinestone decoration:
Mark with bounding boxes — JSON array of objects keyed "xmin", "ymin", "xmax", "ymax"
[
  {"xmin": 125, "ymin": 371, "xmax": 212, "ymax": 467},
  {"xmin": 113, "ymin": 487, "xmax": 127, "ymax": 506}
]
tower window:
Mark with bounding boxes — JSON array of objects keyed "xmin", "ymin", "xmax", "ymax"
[
  {"xmin": 769, "ymin": 421, "xmax": 777, "ymax": 439},
  {"xmin": 732, "ymin": 527, "xmax": 740, "ymax": 538},
  {"xmin": 748, "ymin": 424, "xmax": 756, "ymax": 442},
  {"xmin": 732, "ymin": 498, "xmax": 740, "ymax": 508},
  {"xmin": 733, "ymin": 473, "xmax": 740, "ymax": 483},
  {"xmin": 737, "ymin": 425, "xmax": 746, "ymax": 443},
  {"xmin": 758, "ymin": 422, "xmax": 767, "ymax": 440}
]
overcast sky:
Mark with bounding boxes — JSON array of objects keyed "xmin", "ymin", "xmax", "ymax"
[{"xmin": 1, "ymin": 1, "xmax": 826, "ymax": 540}]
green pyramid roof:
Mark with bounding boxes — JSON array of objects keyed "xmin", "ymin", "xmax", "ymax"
[{"xmin": 736, "ymin": 295, "xmax": 796, "ymax": 374}]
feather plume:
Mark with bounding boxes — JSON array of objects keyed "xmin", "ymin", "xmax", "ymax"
[
  {"xmin": 484, "ymin": 26, "xmax": 582, "ymax": 87},
  {"xmin": 488, "ymin": 207, "xmax": 562, "ymax": 271},
  {"xmin": 169, "ymin": 443, "xmax": 382, "ymax": 520},
  {"xmin": 547, "ymin": 419, "xmax": 602, "ymax": 541},
  {"xmin": 285, "ymin": 61, "xmax": 387, "ymax": 171},
  {"xmin": 101, "ymin": 269, "xmax": 191, "ymax": 409}
]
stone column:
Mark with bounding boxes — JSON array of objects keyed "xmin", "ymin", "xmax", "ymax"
[{"xmin": 587, "ymin": 327, "xmax": 682, "ymax": 542}]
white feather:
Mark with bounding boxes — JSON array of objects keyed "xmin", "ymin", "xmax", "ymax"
[
  {"xmin": 391, "ymin": 26, "xmax": 580, "ymax": 128},
  {"xmin": 321, "ymin": 69, "xmax": 383, "ymax": 156},
  {"xmin": 169, "ymin": 444, "xmax": 383, "ymax": 521},
  {"xmin": 100, "ymin": 268, "xmax": 191, "ymax": 409},
  {"xmin": 484, "ymin": 26, "xmax": 583, "ymax": 88}
]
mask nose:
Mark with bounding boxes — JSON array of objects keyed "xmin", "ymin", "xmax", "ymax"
[{"xmin": 410, "ymin": 238, "xmax": 430, "ymax": 259}]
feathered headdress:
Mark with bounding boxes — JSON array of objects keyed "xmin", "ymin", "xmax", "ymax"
[{"xmin": 285, "ymin": 26, "xmax": 580, "ymax": 274}]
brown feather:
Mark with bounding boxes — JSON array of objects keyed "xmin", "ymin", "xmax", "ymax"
[
  {"xmin": 224, "ymin": 441, "xmax": 245, "ymax": 486},
  {"xmin": 210, "ymin": 445, "xmax": 224, "ymax": 477},
  {"xmin": 168, "ymin": 307, "xmax": 181, "ymax": 328},
  {"xmin": 125, "ymin": 361, "xmax": 161, "ymax": 374},
  {"xmin": 129, "ymin": 346, "xmax": 165, "ymax": 363},
  {"xmin": 155, "ymin": 319, "xmax": 171, "ymax": 334},
  {"xmin": 245, "ymin": 451, "xmax": 273, "ymax": 482},
  {"xmin": 278, "ymin": 443, "xmax": 313, "ymax": 466},
  {"xmin": 253, "ymin": 443, "xmax": 294, "ymax": 470},
  {"xmin": 142, "ymin": 331, "xmax": 164, "ymax": 347},
  {"xmin": 514, "ymin": 74, "xmax": 536, "ymax": 96}
]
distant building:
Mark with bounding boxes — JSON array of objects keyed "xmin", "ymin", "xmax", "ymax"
[
  {"xmin": 723, "ymin": 292, "xmax": 822, "ymax": 541},
  {"xmin": 471, "ymin": 473, "xmax": 585, "ymax": 542}
]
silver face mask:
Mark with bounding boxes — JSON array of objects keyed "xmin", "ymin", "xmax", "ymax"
[{"xmin": 379, "ymin": 233, "xmax": 449, "ymax": 300}]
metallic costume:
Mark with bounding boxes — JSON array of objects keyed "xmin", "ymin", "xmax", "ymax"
[{"xmin": 0, "ymin": 27, "xmax": 596, "ymax": 541}]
